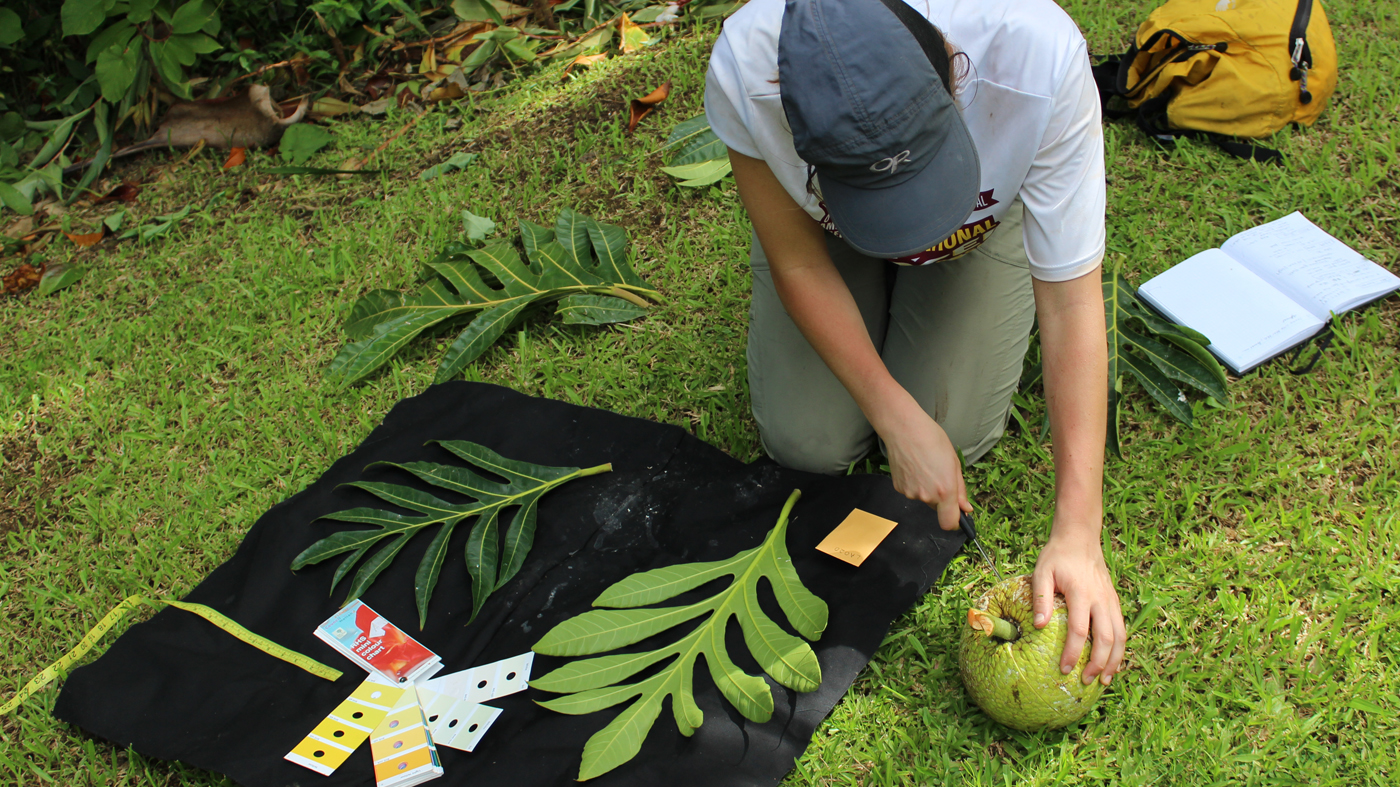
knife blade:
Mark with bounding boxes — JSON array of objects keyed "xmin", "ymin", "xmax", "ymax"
[{"xmin": 958, "ymin": 512, "xmax": 1002, "ymax": 581}]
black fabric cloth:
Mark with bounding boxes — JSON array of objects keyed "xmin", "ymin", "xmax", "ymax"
[{"xmin": 54, "ymin": 382, "xmax": 964, "ymax": 787}]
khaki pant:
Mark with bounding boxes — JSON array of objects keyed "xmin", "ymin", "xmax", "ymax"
[{"xmin": 747, "ymin": 200, "xmax": 1036, "ymax": 474}]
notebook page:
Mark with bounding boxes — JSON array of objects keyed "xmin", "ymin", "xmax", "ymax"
[
  {"xmin": 1222, "ymin": 212, "xmax": 1400, "ymax": 319},
  {"xmin": 1137, "ymin": 249, "xmax": 1324, "ymax": 374}
]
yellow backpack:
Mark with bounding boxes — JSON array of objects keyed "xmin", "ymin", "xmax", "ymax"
[{"xmin": 1094, "ymin": 0, "xmax": 1337, "ymax": 161}]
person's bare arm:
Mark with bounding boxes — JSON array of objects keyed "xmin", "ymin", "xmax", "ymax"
[
  {"xmin": 730, "ymin": 147, "xmax": 970, "ymax": 529},
  {"xmin": 1029, "ymin": 267, "xmax": 1125, "ymax": 685}
]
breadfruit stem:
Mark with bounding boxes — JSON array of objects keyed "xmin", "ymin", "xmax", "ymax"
[{"xmin": 968, "ymin": 609, "xmax": 1020, "ymax": 641}]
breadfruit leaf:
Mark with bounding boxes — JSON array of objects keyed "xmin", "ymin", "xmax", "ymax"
[
  {"xmin": 1103, "ymin": 268, "xmax": 1229, "ymax": 456},
  {"xmin": 556, "ymin": 294, "xmax": 649, "ymax": 325},
  {"xmin": 663, "ymin": 115, "xmax": 728, "ymax": 167},
  {"xmin": 326, "ymin": 209, "xmax": 660, "ymax": 386},
  {"xmin": 659, "ymin": 116, "xmax": 733, "ymax": 187},
  {"xmin": 532, "ymin": 489, "xmax": 828, "ymax": 781},
  {"xmin": 291, "ymin": 440, "xmax": 611, "ymax": 628}
]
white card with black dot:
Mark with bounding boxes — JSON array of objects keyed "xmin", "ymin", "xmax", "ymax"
[
  {"xmin": 416, "ymin": 652, "xmax": 533, "ymax": 752},
  {"xmin": 417, "ymin": 696, "xmax": 501, "ymax": 752},
  {"xmin": 420, "ymin": 652, "xmax": 533, "ymax": 704}
]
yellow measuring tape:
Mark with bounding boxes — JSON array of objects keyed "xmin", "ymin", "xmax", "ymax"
[{"xmin": 1, "ymin": 595, "xmax": 342, "ymax": 716}]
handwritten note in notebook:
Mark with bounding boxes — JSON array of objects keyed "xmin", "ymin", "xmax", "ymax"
[{"xmin": 1138, "ymin": 212, "xmax": 1399, "ymax": 374}]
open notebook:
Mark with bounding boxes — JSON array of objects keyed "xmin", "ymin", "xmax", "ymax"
[{"xmin": 1137, "ymin": 212, "xmax": 1400, "ymax": 374}]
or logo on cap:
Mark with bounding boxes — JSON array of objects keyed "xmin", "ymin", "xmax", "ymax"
[{"xmin": 869, "ymin": 150, "xmax": 913, "ymax": 174}]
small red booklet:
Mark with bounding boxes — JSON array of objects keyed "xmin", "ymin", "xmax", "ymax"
[{"xmin": 315, "ymin": 600, "xmax": 442, "ymax": 683}]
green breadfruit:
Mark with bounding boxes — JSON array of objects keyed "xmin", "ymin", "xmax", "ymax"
[{"xmin": 958, "ymin": 574, "xmax": 1105, "ymax": 731}]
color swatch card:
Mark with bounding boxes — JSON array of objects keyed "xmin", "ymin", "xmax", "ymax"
[
  {"xmin": 816, "ymin": 509, "xmax": 900, "ymax": 567},
  {"xmin": 420, "ymin": 652, "xmax": 533, "ymax": 704},
  {"xmin": 315, "ymin": 600, "xmax": 443, "ymax": 684},
  {"xmin": 417, "ymin": 689, "xmax": 503, "ymax": 752},
  {"xmin": 285, "ymin": 674, "xmax": 405, "ymax": 776},
  {"xmin": 369, "ymin": 685, "xmax": 443, "ymax": 787},
  {"xmin": 416, "ymin": 652, "xmax": 531, "ymax": 751}
]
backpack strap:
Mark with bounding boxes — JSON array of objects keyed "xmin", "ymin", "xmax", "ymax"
[
  {"xmin": 1135, "ymin": 94, "xmax": 1285, "ymax": 163},
  {"xmin": 1092, "ymin": 46, "xmax": 1285, "ymax": 164},
  {"xmin": 1288, "ymin": 0, "xmax": 1316, "ymax": 104},
  {"xmin": 1114, "ymin": 29, "xmax": 1229, "ymax": 100},
  {"xmin": 1090, "ymin": 56, "xmax": 1133, "ymax": 119},
  {"xmin": 1288, "ymin": 321, "xmax": 1333, "ymax": 375}
]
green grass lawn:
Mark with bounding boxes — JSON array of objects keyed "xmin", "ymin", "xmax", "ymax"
[{"xmin": 2, "ymin": 1, "xmax": 1398, "ymax": 784}]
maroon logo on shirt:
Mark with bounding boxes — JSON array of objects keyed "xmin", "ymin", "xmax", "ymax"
[{"xmin": 817, "ymin": 189, "xmax": 1003, "ymax": 266}]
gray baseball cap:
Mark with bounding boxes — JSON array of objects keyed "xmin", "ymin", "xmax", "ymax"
[{"xmin": 778, "ymin": 0, "xmax": 980, "ymax": 259}]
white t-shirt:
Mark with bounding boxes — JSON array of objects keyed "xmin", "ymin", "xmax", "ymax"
[{"xmin": 705, "ymin": 0, "xmax": 1106, "ymax": 282}]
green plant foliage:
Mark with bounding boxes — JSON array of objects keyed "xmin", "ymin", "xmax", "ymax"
[
  {"xmin": 460, "ymin": 208, "xmax": 496, "ymax": 240},
  {"xmin": 326, "ymin": 207, "xmax": 660, "ymax": 386},
  {"xmin": 556, "ymin": 294, "xmax": 648, "ymax": 325},
  {"xmin": 0, "ymin": 1, "xmax": 221, "ymax": 210},
  {"xmin": 291, "ymin": 440, "xmax": 612, "ymax": 628},
  {"xmin": 420, "ymin": 151, "xmax": 478, "ymax": 180},
  {"xmin": 532, "ymin": 489, "xmax": 828, "ymax": 781},
  {"xmin": 37, "ymin": 264, "xmax": 87, "ymax": 296},
  {"xmin": 0, "ymin": 9, "xmax": 22, "ymax": 45},
  {"xmin": 663, "ymin": 116, "xmax": 726, "ymax": 166},
  {"xmin": 117, "ymin": 204, "xmax": 194, "ymax": 242},
  {"xmin": 1104, "ymin": 268, "xmax": 1229, "ymax": 456},
  {"xmin": 660, "ymin": 159, "xmax": 731, "ymax": 188},
  {"xmin": 278, "ymin": 124, "xmax": 335, "ymax": 165},
  {"xmin": 660, "ymin": 115, "xmax": 730, "ymax": 188}
]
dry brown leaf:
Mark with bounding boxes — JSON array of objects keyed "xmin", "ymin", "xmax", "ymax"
[
  {"xmin": 426, "ymin": 83, "xmax": 467, "ymax": 102},
  {"xmin": 278, "ymin": 98, "xmax": 309, "ymax": 119},
  {"xmin": 627, "ymin": 80, "xmax": 671, "ymax": 134},
  {"xmin": 366, "ymin": 75, "xmax": 395, "ymax": 100},
  {"xmin": 2, "ymin": 263, "xmax": 43, "ymax": 296},
  {"xmin": 564, "ymin": 53, "xmax": 607, "ymax": 75},
  {"xmin": 64, "ymin": 230, "xmax": 104, "ymax": 248},
  {"xmin": 443, "ymin": 41, "xmax": 469, "ymax": 62},
  {"xmin": 222, "ymin": 147, "xmax": 247, "ymax": 170},
  {"xmin": 176, "ymin": 139, "xmax": 207, "ymax": 168},
  {"xmin": 4, "ymin": 216, "xmax": 34, "ymax": 240},
  {"xmin": 360, "ymin": 98, "xmax": 393, "ymax": 115},
  {"xmin": 96, "ymin": 183, "xmax": 142, "ymax": 204}
]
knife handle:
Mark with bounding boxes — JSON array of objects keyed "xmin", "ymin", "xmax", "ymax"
[{"xmin": 958, "ymin": 511, "xmax": 977, "ymax": 542}]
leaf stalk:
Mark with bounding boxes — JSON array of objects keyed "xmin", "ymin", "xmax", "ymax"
[{"xmin": 967, "ymin": 608, "xmax": 1020, "ymax": 641}]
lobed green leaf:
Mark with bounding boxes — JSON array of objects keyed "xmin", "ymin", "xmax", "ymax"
[
  {"xmin": 557, "ymin": 294, "xmax": 648, "ymax": 325},
  {"xmin": 496, "ymin": 498, "xmax": 539, "ymax": 591},
  {"xmin": 326, "ymin": 305, "xmax": 462, "ymax": 386},
  {"xmin": 592, "ymin": 554, "xmax": 746, "ymax": 608},
  {"xmin": 293, "ymin": 442, "xmax": 608, "ymax": 626},
  {"xmin": 533, "ymin": 489, "xmax": 825, "ymax": 780},
  {"xmin": 665, "ymin": 115, "xmax": 728, "ymax": 166},
  {"xmin": 1123, "ymin": 326, "xmax": 1228, "ymax": 403},
  {"xmin": 327, "ymin": 208, "xmax": 655, "ymax": 386},
  {"xmin": 534, "ymin": 604, "xmax": 713, "ymax": 658},
  {"xmin": 464, "ymin": 510, "xmax": 500, "ymax": 624},
  {"xmin": 434, "ymin": 297, "xmax": 537, "ymax": 383},
  {"xmin": 577, "ymin": 695, "xmax": 666, "ymax": 781},
  {"xmin": 1121, "ymin": 351, "xmax": 1193, "ymax": 425},
  {"xmin": 529, "ymin": 649, "xmax": 675, "ymax": 694},
  {"xmin": 414, "ymin": 520, "xmax": 460, "ymax": 629},
  {"xmin": 343, "ymin": 533, "xmax": 413, "ymax": 603}
]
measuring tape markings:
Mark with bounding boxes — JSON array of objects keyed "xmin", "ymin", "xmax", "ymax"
[{"xmin": 0, "ymin": 595, "xmax": 342, "ymax": 716}]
